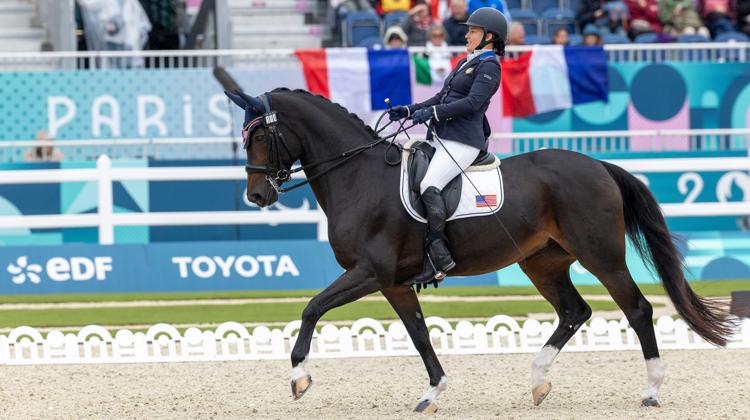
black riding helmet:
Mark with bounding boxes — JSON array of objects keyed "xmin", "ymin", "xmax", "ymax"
[{"xmin": 461, "ymin": 7, "xmax": 509, "ymax": 45}]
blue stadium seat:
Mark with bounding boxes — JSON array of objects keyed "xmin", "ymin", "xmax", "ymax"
[
  {"xmin": 506, "ymin": 0, "xmax": 523, "ymax": 9},
  {"xmin": 531, "ymin": 0, "xmax": 561, "ymax": 16},
  {"xmin": 345, "ymin": 10, "xmax": 382, "ymax": 47},
  {"xmin": 541, "ymin": 8, "xmax": 576, "ymax": 35},
  {"xmin": 676, "ymin": 34, "xmax": 709, "ymax": 43},
  {"xmin": 525, "ymin": 34, "xmax": 552, "ymax": 44},
  {"xmin": 602, "ymin": 33, "xmax": 630, "ymax": 44},
  {"xmin": 509, "ymin": 8, "xmax": 539, "ymax": 36},
  {"xmin": 383, "ymin": 11, "xmax": 407, "ymax": 29},
  {"xmin": 715, "ymin": 31, "xmax": 750, "ymax": 42},
  {"xmin": 568, "ymin": 0, "xmax": 582, "ymax": 15},
  {"xmin": 634, "ymin": 33, "xmax": 659, "ymax": 43},
  {"xmin": 567, "ymin": 33, "xmax": 583, "ymax": 45}
]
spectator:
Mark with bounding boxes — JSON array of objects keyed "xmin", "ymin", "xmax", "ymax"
[
  {"xmin": 77, "ymin": 0, "xmax": 152, "ymax": 67},
  {"xmin": 697, "ymin": 0, "xmax": 737, "ymax": 38},
  {"xmin": 384, "ymin": 25, "xmax": 409, "ymax": 47},
  {"xmin": 553, "ymin": 27, "xmax": 570, "ymax": 45},
  {"xmin": 424, "ymin": 25, "xmax": 452, "ymax": 84},
  {"xmin": 401, "ymin": 2, "xmax": 434, "ymax": 46},
  {"xmin": 740, "ymin": 0, "xmax": 750, "ymax": 36},
  {"xmin": 658, "ymin": 0, "xmax": 710, "ymax": 37},
  {"xmin": 578, "ymin": 0, "xmax": 628, "ymax": 35},
  {"xmin": 138, "ymin": 0, "xmax": 179, "ymax": 50},
  {"xmin": 468, "ymin": 0, "xmax": 509, "ymax": 16},
  {"xmin": 583, "ymin": 23, "xmax": 603, "ymax": 44},
  {"xmin": 507, "ymin": 21, "xmax": 525, "ymax": 45},
  {"xmin": 624, "ymin": 0, "xmax": 662, "ymax": 37},
  {"xmin": 24, "ymin": 130, "xmax": 63, "ymax": 162},
  {"xmin": 577, "ymin": 0, "xmax": 606, "ymax": 29},
  {"xmin": 443, "ymin": 0, "xmax": 470, "ymax": 45}
]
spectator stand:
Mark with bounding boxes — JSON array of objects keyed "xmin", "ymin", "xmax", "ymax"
[
  {"xmin": 344, "ymin": 10, "xmax": 382, "ymax": 47},
  {"xmin": 541, "ymin": 8, "xmax": 577, "ymax": 36},
  {"xmin": 509, "ymin": 8, "xmax": 539, "ymax": 35}
]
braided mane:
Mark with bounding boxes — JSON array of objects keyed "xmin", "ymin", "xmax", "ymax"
[{"xmin": 271, "ymin": 88, "xmax": 379, "ymax": 140}]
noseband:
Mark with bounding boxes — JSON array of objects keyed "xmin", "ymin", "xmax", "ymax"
[{"xmin": 242, "ymin": 94, "xmax": 294, "ymax": 193}]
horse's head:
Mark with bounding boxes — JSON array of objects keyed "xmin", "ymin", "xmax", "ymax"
[{"xmin": 225, "ymin": 90, "xmax": 301, "ymax": 207}]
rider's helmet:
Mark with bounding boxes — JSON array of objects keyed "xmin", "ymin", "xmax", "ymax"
[{"xmin": 462, "ymin": 7, "xmax": 509, "ymax": 43}]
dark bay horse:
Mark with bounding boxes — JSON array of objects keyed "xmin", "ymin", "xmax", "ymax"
[{"xmin": 225, "ymin": 88, "xmax": 731, "ymax": 412}]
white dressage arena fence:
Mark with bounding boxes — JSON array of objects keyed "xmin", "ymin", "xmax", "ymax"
[{"xmin": 1, "ymin": 316, "xmax": 748, "ymax": 365}]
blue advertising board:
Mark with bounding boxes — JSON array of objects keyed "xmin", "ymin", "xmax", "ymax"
[{"xmin": 0, "ymin": 233, "xmax": 748, "ymax": 294}]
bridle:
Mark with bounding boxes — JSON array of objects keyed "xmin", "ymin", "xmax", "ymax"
[{"xmin": 242, "ymin": 93, "xmax": 415, "ymax": 194}]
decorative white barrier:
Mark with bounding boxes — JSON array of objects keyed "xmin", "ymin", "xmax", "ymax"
[{"xmin": 0, "ymin": 316, "xmax": 748, "ymax": 365}]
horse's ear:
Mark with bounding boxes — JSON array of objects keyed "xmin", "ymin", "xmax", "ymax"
[
  {"xmin": 238, "ymin": 91, "xmax": 265, "ymax": 113},
  {"xmin": 224, "ymin": 90, "xmax": 248, "ymax": 109}
]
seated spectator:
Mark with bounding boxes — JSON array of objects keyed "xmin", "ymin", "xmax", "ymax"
[
  {"xmin": 443, "ymin": 0, "xmax": 469, "ymax": 45},
  {"xmin": 401, "ymin": 2, "xmax": 434, "ymax": 46},
  {"xmin": 577, "ymin": 0, "xmax": 606, "ymax": 29},
  {"xmin": 658, "ymin": 0, "xmax": 710, "ymax": 37},
  {"xmin": 583, "ymin": 23, "xmax": 603, "ymax": 44},
  {"xmin": 624, "ymin": 0, "xmax": 662, "ymax": 37},
  {"xmin": 425, "ymin": 25, "xmax": 452, "ymax": 83},
  {"xmin": 384, "ymin": 25, "xmax": 409, "ymax": 48},
  {"xmin": 553, "ymin": 27, "xmax": 570, "ymax": 45},
  {"xmin": 507, "ymin": 21, "xmax": 525, "ymax": 45},
  {"xmin": 578, "ymin": 0, "xmax": 628, "ymax": 35},
  {"xmin": 24, "ymin": 130, "xmax": 63, "ymax": 162},
  {"xmin": 698, "ymin": 0, "xmax": 737, "ymax": 38},
  {"xmin": 740, "ymin": 0, "xmax": 750, "ymax": 36},
  {"xmin": 468, "ymin": 0, "xmax": 509, "ymax": 16}
]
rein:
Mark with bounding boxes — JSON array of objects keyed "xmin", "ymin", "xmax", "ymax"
[{"xmin": 244, "ymin": 94, "xmax": 416, "ymax": 194}]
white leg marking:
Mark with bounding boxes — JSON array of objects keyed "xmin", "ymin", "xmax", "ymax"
[
  {"xmin": 419, "ymin": 376, "xmax": 448, "ymax": 403},
  {"xmin": 642, "ymin": 357, "xmax": 665, "ymax": 400},
  {"xmin": 291, "ymin": 356, "xmax": 309, "ymax": 381},
  {"xmin": 531, "ymin": 345, "xmax": 560, "ymax": 388}
]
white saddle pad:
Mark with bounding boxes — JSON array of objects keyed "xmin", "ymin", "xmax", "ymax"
[{"xmin": 399, "ymin": 139, "xmax": 505, "ymax": 223}]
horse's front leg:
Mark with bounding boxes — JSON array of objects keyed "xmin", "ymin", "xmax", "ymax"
[
  {"xmin": 381, "ymin": 285, "xmax": 447, "ymax": 413},
  {"xmin": 290, "ymin": 265, "xmax": 381, "ymax": 400}
]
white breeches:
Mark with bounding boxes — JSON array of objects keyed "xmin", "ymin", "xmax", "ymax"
[{"xmin": 420, "ymin": 138, "xmax": 480, "ymax": 194}]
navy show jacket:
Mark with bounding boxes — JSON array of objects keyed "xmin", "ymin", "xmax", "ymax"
[{"xmin": 409, "ymin": 50, "xmax": 501, "ymax": 150}]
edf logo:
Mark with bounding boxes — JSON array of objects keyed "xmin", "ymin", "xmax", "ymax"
[{"xmin": 7, "ymin": 256, "xmax": 113, "ymax": 284}]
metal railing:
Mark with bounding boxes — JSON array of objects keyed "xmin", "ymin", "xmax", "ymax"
[
  {"xmin": 1, "ymin": 129, "xmax": 747, "ymax": 163},
  {"xmin": 0, "ymin": 42, "xmax": 747, "ymax": 71}
]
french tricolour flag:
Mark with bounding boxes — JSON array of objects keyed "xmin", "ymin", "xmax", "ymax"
[
  {"xmin": 294, "ymin": 48, "xmax": 412, "ymax": 115},
  {"xmin": 501, "ymin": 46, "xmax": 608, "ymax": 118}
]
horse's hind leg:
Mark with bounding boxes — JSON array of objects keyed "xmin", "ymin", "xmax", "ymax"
[
  {"xmin": 519, "ymin": 242, "xmax": 591, "ymax": 406},
  {"xmin": 382, "ymin": 285, "xmax": 446, "ymax": 413},
  {"xmin": 557, "ymin": 231, "xmax": 664, "ymax": 406},
  {"xmin": 290, "ymin": 265, "xmax": 382, "ymax": 400}
]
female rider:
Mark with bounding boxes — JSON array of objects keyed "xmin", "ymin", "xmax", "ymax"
[{"xmin": 388, "ymin": 7, "xmax": 508, "ymax": 285}]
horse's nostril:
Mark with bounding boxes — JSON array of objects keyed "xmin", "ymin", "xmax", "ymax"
[{"xmin": 250, "ymin": 193, "xmax": 263, "ymax": 204}]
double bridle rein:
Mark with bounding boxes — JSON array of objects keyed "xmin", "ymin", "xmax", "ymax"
[{"xmin": 242, "ymin": 94, "xmax": 414, "ymax": 194}]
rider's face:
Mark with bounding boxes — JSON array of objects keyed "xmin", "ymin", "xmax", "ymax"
[{"xmin": 465, "ymin": 26, "xmax": 489, "ymax": 53}]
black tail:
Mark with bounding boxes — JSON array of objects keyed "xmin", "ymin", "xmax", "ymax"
[{"xmin": 601, "ymin": 161, "xmax": 733, "ymax": 347}]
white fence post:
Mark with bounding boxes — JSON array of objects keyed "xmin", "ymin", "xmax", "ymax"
[
  {"xmin": 317, "ymin": 209, "xmax": 328, "ymax": 241},
  {"xmin": 97, "ymin": 155, "xmax": 114, "ymax": 245}
]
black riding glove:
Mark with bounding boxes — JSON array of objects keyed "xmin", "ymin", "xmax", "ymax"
[
  {"xmin": 388, "ymin": 105, "xmax": 409, "ymax": 121},
  {"xmin": 411, "ymin": 108, "xmax": 432, "ymax": 124}
]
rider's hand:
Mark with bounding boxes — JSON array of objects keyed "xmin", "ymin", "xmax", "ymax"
[
  {"xmin": 411, "ymin": 108, "xmax": 432, "ymax": 124},
  {"xmin": 388, "ymin": 106, "xmax": 409, "ymax": 121}
]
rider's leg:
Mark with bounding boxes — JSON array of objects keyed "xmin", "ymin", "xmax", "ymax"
[{"xmin": 408, "ymin": 139, "xmax": 479, "ymax": 284}]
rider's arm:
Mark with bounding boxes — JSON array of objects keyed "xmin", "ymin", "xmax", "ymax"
[
  {"xmin": 431, "ymin": 61, "xmax": 500, "ymax": 121},
  {"xmin": 408, "ymin": 87, "xmax": 447, "ymax": 114}
]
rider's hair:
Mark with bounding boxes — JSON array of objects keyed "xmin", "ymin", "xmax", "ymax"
[{"xmin": 490, "ymin": 36, "xmax": 506, "ymax": 57}]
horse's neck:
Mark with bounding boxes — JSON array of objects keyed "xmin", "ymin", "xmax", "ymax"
[{"xmin": 299, "ymin": 130, "xmax": 391, "ymax": 217}]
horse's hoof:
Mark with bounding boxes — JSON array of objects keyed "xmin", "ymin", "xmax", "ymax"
[
  {"xmin": 641, "ymin": 397, "xmax": 660, "ymax": 407},
  {"xmin": 532, "ymin": 381, "xmax": 552, "ymax": 406},
  {"xmin": 291, "ymin": 374, "xmax": 312, "ymax": 400},
  {"xmin": 414, "ymin": 399, "xmax": 438, "ymax": 413}
]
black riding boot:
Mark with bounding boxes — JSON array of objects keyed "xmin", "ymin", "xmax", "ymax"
[{"xmin": 407, "ymin": 186, "xmax": 456, "ymax": 286}]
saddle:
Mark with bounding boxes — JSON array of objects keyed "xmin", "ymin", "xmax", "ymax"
[{"xmin": 402, "ymin": 139, "xmax": 503, "ymax": 221}]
